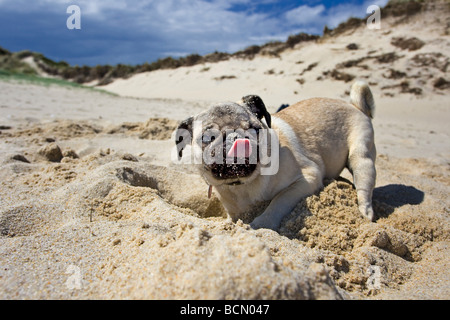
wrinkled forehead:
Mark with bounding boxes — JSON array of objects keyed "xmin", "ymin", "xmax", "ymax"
[
  {"xmin": 208, "ymin": 103, "xmax": 248, "ymax": 119},
  {"xmin": 196, "ymin": 103, "xmax": 258, "ymax": 130}
]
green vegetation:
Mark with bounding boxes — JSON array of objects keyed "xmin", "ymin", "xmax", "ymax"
[
  {"xmin": 0, "ymin": 50, "xmax": 37, "ymax": 75},
  {"xmin": 0, "ymin": 69, "xmax": 116, "ymax": 95},
  {"xmin": 0, "ymin": 30, "xmax": 319, "ymax": 87},
  {"xmin": 0, "ymin": 69, "xmax": 81, "ymax": 87}
]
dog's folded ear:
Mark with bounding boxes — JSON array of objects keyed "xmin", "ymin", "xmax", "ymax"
[
  {"xmin": 241, "ymin": 95, "xmax": 271, "ymax": 128},
  {"xmin": 175, "ymin": 116, "xmax": 193, "ymax": 160}
]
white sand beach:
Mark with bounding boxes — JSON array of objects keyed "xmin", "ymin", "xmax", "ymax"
[{"xmin": 0, "ymin": 2, "xmax": 449, "ymax": 299}]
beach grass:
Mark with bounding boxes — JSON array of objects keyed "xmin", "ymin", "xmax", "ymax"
[{"xmin": 0, "ymin": 69, "xmax": 117, "ymax": 95}]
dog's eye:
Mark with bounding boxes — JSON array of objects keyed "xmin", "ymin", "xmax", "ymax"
[
  {"xmin": 246, "ymin": 127, "xmax": 260, "ymax": 139},
  {"xmin": 202, "ymin": 134, "xmax": 215, "ymax": 144}
]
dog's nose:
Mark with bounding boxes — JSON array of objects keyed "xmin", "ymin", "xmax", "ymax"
[{"xmin": 227, "ymin": 138, "xmax": 252, "ymax": 158}]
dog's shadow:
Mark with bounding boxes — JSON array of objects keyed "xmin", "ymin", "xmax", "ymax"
[{"xmin": 373, "ymin": 184, "xmax": 424, "ymax": 218}]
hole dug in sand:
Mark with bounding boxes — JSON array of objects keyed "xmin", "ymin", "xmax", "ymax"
[
  {"xmin": 1, "ymin": 141, "xmax": 447, "ymax": 299},
  {"xmin": 90, "ymin": 163, "xmax": 445, "ymax": 297},
  {"xmin": 116, "ymin": 166, "xmax": 159, "ymax": 189},
  {"xmin": 89, "ymin": 163, "xmax": 226, "ymax": 221},
  {"xmin": 88, "ymin": 160, "xmax": 445, "ymax": 297}
]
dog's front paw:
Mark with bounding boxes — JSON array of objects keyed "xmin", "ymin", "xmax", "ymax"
[{"xmin": 250, "ymin": 215, "xmax": 279, "ymax": 231}]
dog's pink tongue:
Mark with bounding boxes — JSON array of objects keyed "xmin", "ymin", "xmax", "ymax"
[{"xmin": 227, "ymin": 138, "xmax": 252, "ymax": 158}]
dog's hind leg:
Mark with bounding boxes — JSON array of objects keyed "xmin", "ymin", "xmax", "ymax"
[{"xmin": 348, "ymin": 144, "xmax": 376, "ymax": 221}]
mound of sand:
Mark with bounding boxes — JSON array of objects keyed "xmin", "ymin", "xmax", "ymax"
[
  {"xmin": 0, "ymin": 146, "xmax": 339, "ymax": 299},
  {"xmin": 1, "ymin": 104, "xmax": 449, "ymax": 299}
]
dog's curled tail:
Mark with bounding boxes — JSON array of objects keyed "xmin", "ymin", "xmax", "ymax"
[{"xmin": 350, "ymin": 80, "xmax": 375, "ymax": 119}]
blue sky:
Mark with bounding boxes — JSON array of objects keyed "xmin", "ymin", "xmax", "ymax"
[{"xmin": 0, "ymin": 0, "xmax": 388, "ymax": 66}]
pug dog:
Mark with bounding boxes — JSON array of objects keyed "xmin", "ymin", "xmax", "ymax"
[{"xmin": 175, "ymin": 81, "xmax": 376, "ymax": 230}]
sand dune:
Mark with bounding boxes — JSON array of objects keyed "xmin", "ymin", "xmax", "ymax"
[
  {"xmin": 0, "ymin": 1, "xmax": 449, "ymax": 299},
  {"xmin": 102, "ymin": 4, "xmax": 449, "ymax": 107}
]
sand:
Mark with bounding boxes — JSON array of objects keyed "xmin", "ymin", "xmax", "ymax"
[{"xmin": 1, "ymin": 3, "xmax": 449, "ymax": 299}]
